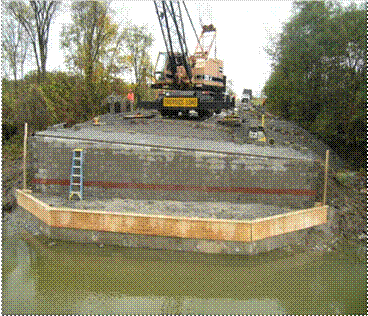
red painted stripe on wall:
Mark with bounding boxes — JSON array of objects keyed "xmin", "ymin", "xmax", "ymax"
[{"xmin": 31, "ymin": 178, "xmax": 317, "ymax": 196}]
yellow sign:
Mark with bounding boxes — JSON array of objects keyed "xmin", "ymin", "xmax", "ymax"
[{"xmin": 163, "ymin": 97, "xmax": 198, "ymax": 107}]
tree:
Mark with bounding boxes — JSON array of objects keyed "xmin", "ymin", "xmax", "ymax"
[
  {"xmin": 263, "ymin": 1, "xmax": 366, "ymax": 168},
  {"xmin": 226, "ymin": 78, "xmax": 235, "ymax": 97},
  {"xmin": 7, "ymin": 1, "xmax": 59, "ymax": 82},
  {"xmin": 61, "ymin": 1, "xmax": 123, "ymax": 114},
  {"xmin": 121, "ymin": 25, "xmax": 154, "ymax": 86},
  {"xmin": 2, "ymin": 16, "xmax": 31, "ymax": 94}
]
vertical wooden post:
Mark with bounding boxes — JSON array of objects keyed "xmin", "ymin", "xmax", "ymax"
[
  {"xmin": 262, "ymin": 114, "xmax": 265, "ymax": 128},
  {"xmin": 23, "ymin": 122, "xmax": 28, "ymax": 190},
  {"xmin": 323, "ymin": 149, "xmax": 330, "ymax": 205}
]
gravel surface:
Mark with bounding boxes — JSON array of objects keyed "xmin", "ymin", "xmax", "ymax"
[
  {"xmin": 241, "ymin": 105, "xmax": 347, "ymax": 170},
  {"xmin": 39, "ymin": 109, "xmax": 315, "ymax": 160},
  {"xmin": 33, "ymin": 192, "xmax": 292, "ymax": 221},
  {"xmin": 51, "ymin": 110, "xmax": 235, "ymax": 143}
]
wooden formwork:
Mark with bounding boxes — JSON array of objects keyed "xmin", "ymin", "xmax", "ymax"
[{"xmin": 16, "ymin": 189, "xmax": 328, "ymax": 243}]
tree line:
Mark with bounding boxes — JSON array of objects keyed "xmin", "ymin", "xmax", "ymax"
[
  {"xmin": 2, "ymin": 1, "xmax": 155, "ymax": 144},
  {"xmin": 263, "ymin": 1, "xmax": 366, "ymax": 169},
  {"xmin": 3, "ymin": 1, "xmax": 365, "ymax": 170}
]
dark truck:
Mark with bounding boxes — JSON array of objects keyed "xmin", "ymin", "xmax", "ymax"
[{"xmin": 241, "ymin": 89, "xmax": 252, "ymax": 104}]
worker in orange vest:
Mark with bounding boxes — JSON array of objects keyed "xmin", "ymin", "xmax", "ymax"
[
  {"xmin": 127, "ymin": 89, "xmax": 134, "ymax": 111},
  {"xmin": 232, "ymin": 94, "xmax": 236, "ymax": 105}
]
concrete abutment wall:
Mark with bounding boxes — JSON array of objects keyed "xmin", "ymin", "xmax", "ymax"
[{"xmin": 29, "ymin": 136, "xmax": 322, "ymax": 209}]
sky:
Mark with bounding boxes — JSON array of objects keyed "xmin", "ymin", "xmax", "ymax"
[{"xmin": 45, "ymin": 0, "xmax": 295, "ymax": 98}]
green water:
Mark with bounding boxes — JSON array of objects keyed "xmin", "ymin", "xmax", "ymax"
[{"xmin": 2, "ymin": 216, "xmax": 366, "ymax": 315}]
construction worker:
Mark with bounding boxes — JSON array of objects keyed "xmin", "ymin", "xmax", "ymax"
[
  {"xmin": 127, "ymin": 89, "xmax": 134, "ymax": 111},
  {"xmin": 232, "ymin": 95, "xmax": 236, "ymax": 105}
]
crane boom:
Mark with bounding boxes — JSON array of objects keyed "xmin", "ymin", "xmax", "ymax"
[{"xmin": 154, "ymin": 0, "xmax": 192, "ymax": 84}]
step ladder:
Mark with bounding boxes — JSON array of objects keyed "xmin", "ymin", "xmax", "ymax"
[{"xmin": 69, "ymin": 149, "xmax": 84, "ymax": 200}]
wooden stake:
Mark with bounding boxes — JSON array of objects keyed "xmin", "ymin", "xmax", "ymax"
[
  {"xmin": 23, "ymin": 122, "xmax": 28, "ymax": 190},
  {"xmin": 262, "ymin": 114, "xmax": 265, "ymax": 128},
  {"xmin": 323, "ymin": 149, "xmax": 330, "ymax": 205}
]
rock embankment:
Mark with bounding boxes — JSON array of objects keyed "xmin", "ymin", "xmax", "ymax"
[
  {"xmin": 2, "ymin": 155, "xmax": 24, "ymax": 214},
  {"xmin": 328, "ymin": 174, "xmax": 366, "ymax": 239},
  {"xmin": 238, "ymin": 104, "xmax": 366, "ymax": 252},
  {"xmin": 299, "ymin": 169, "xmax": 366, "ymax": 262}
]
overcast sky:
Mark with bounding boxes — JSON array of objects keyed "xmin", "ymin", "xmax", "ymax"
[{"xmin": 45, "ymin": 0, "xmax": 296, "ymax": 97}]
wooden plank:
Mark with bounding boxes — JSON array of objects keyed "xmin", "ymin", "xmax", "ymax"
[
  {"xmin": 48, "ymin": 205, "xmax": 253, "ymax": 224},
  {"xmin": 323, "ymin": 149, "xmax": 330, "ymax": 205},
  {"xmin": 22, "ymin": 123, "xmax": 28, "ymax": 190},
  {"xmin": 252, "ymin": 206, "xmax": 328, "ymax": 241},
  {"xmin": 16, "ymin": 189, "xmax": 51, "ymax": 225}
]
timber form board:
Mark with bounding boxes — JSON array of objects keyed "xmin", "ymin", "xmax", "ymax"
[{"xmin": 16, "ymin": 189, "xmax": 328, "ymax": 243}]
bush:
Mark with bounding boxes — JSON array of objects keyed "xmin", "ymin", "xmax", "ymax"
[
  {"xmin": 2, "ymin": 122, "xmax": 17, "ymax": 145},
  {"xmin": 12, "ymin": 84, "xmax": 56, "ymax": 132}
]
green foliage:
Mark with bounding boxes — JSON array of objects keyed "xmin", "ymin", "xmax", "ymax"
[
  {"xmin": 3, "ymin": 133, "xmax": 23, "ymax": 161},
  {"xmin": 2, "ymin": 3, "xmax": 158, "ymax": 157},
  {"xmin": 263, "ymin": 1, "xmax": 366, "ymax": 169},
  {"xmin": 251, "ymin": 98, "xmax": 264, "ymax": 107},
  {"xmin": 2, "ymin": 70, "xmax": 138, "ymax": 137},
  {"xmin": 10, "ymin": 84, "xmax": 56, "ymax": 131},
  {"xmin": 60, "ymin": 3, "xmax": 157, "ymax": 114},
  {"xmin": 60, "ymin": 1, "xmax": 121, "ymax": 80},
  {"xmin": 121, "ymin": 25, "xmax": 154, "ymax": 86}
]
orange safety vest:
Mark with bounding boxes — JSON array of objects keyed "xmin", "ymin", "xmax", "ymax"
[{"xmin": 127, "ymin": 92, "xmax": 134, "ymax": 101}]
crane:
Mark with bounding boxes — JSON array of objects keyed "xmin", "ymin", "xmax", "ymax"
[
  {"xmin": 139, "ymin": 0, "xmax": 235, "ymax": 118},
  {"xmin": 152, "ymin": 0, "xmax": 192, "ymax": 89}
]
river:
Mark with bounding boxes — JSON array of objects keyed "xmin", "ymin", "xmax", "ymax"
[{"xmin": 2, "ymin": 211, "xmax": 366, "ymax": 315}]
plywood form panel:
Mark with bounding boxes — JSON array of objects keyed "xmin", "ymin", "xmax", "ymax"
[
  {"xmin": 49, "ymin": 208, "xmax": 252, "ymax": 242},
  {"xmin": 17, "ymin": 190, "xmax": 325, "ymax": 244}
]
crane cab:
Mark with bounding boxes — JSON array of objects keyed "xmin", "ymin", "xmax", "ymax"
[{"xmin": 152, "ymin": 52, "xmax": 191, "ymax": 89}]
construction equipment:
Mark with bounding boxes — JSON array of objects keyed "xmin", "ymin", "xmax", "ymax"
[
  {"xmin": 69, "ymin": 149, "xmax": 84, "ymax": 200},
  {"xmin": 241, "ymin": 89, "xmax": 252, "ymax": 104},
  {"xmin": 248, "ymin": 126, "xmax": 266, "ymax": 142},
  {"xmin": 139, "ymin": 0, "xmax": 235, "ymax": 118},
  {"xmin": 217, "ymin": 113, "xmax": 243, "ymax": 127}
]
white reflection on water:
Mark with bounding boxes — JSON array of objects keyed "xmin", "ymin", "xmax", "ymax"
[
  {"xmin": 3, "ymin": 239, "xmax": 37, "ymax": 314},
  {"xmin": 328, "ymin": 301, "xmax": 344, "ymax": 315},
  {"xmin": 75, "ymin": 293, "xmax": 286, "ymax": 314}
]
